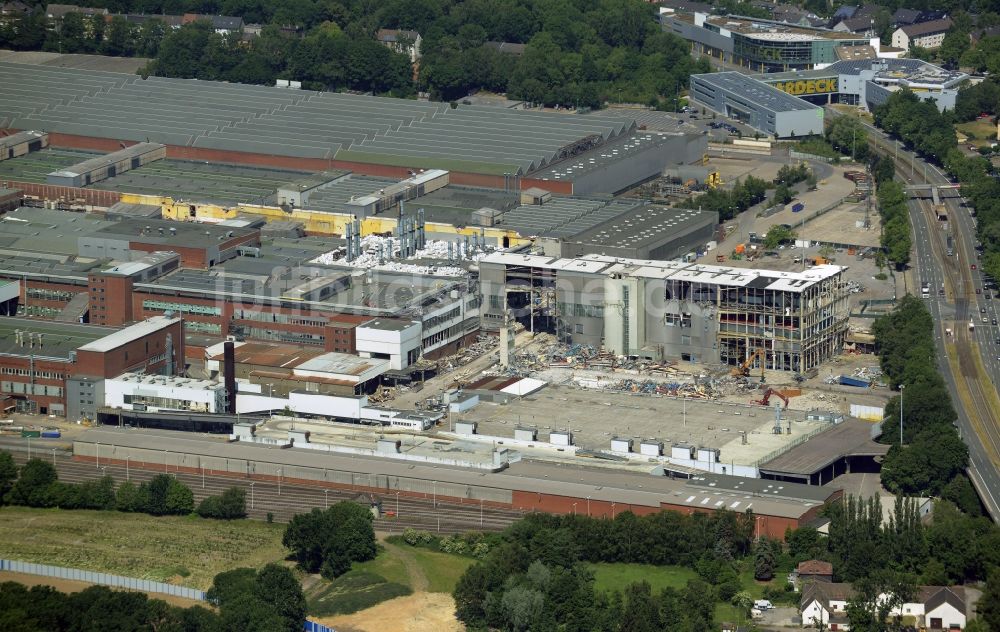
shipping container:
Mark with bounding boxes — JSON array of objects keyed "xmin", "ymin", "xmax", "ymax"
[{"xmin": 838, "ymin": 375, "xmax": 870, "ymax": 388}]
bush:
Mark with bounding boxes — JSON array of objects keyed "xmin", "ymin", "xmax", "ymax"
[
  {"xmin": 197, "ymin": 487, "xmax": 247, "ymax": 520},
  {"xmin": 7, "ymin": 458, "xmax": 58, "ymax": 507},
  {"xmin": 440, "ymin": 535, "xmax": 469, "ymax": 555},
  {"xmin": 402, "ymin": 528, "xmax": 434, "ymax": 546}
]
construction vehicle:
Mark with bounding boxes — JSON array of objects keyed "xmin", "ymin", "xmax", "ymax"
[
  {"xmin": 731, "ymin": 348, "xmax": 766, "ymax": 383},
  {"xmin": 706, "ymin": 171, "xmax": 722, "ymax": 189},
  {"xmin": 754, "ymin": 388, "xmax": 788, "ymax": 408}
]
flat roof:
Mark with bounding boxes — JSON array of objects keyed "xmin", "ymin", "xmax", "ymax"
[
  {"xmin": 295, "ymin": 352, "xmax": 387, "ymax": 377},
  {"xmin": 0, "ymin": 316, "xmax": 116, "ymax": 359},
  {"xmin": 77, "ymin": 316, "xmax": 180, "ymax": 353},
  {"xmin": 693, "ymin": 72, "xmax": 822, "ymax": 112},
  {"xmin": 480, "ymin": 251, "xmax": 843, "ymax": 292},
  {"xmin": 361, "ymin": 319, "xmax": 418, "ymax": 332},
  {"xmin": 206, "ymin": 341, "xmax": 326, "ymax": 368},
  {"xmin": 75, "ymin": 427, "xmax": 835, "ymax": 519},
  {"xmin": 110, "ymin": 372, "xmax": 222, "ymax": 390},
  {"xmin": 704, "ymin": 14, "xmax": 866, "ymax": 41},
  {"xmin": 565, "ymin": 204, "xmax": 716, "ymax": 249},
  {"xmin": 758, "ymin": 419, "xmax": 891, "ymax": 476}
]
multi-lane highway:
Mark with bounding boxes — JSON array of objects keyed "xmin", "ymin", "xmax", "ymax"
[
  {"xmin": 837, "ymin": 110, "xmax": 1000, "ymax": 519},
  {"xmin": 4, "ymin": 448, "xmax": 524, "ymax": 535}
]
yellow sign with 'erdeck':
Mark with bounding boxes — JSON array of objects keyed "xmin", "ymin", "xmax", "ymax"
[{"xmin": 771, "ymin": 78, "xmax": 838, "ymax": 95}]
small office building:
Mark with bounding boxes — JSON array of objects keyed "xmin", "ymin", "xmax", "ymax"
[{"xmin": 690, "ymin": 72, "xmax": 824, "ymax": 137}]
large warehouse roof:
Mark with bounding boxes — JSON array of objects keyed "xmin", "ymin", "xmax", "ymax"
[
  {"xmin": 1, "ymin": 62, "xmax": 637, "ymax": 175},
  {"xmin": 693, "ymin": 72, "xmax": 821, "ymax": 112}
]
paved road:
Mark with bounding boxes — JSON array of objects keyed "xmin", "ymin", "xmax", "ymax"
[{"xmin": 834, "ymin": 110, "xmax": 1000, "ymax": 519}]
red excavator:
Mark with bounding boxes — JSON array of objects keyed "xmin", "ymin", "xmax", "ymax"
[{"xmin": 753, "ymin": 388, "xmax": 788, "ymax": 408}]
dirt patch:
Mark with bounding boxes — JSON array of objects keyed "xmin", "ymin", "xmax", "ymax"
[
  {"xmin": 315, "ymin": 592, "xmax": 463, "ymax": 632},
  {"xmin": 0, "ymin": 571, "xmax": 208, "ymax": 609},
  {"xmin": 382, "ymin": 541, "xmax": 429, "ymax": 592}
]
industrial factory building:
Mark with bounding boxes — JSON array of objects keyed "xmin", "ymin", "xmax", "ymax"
[
  {"xmin": 0, "ymin": 61, "xmax": 702, "ymax": 196},
  {"xmin": 46, "ymin": 142, "xmax": 166, "ymax": 187},
  {"xmin": 0, "ymin": 315, "xmax": 184, "ymax": 418},
  {"xmin": 0, "ymin": 130, "xmax": 48, "ymax": 161},
  {"xmin": 479, "ymin": 253, "xmax": 849, "ymax": 373},
  {"xmin": 690, "ymin": 72, "xmax": 825, "ymax": 138}
]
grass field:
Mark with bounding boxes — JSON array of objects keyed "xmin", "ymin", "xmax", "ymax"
[
  {"xmin": 0, "ymin": 507, "xmax": 287, "ymax": 590},
  {"xmin": 304, "ymin": 543, "xmax": 473, "ymax": 617},
  {"xmin": 589, "ymin": 563, "xmax": 699, "ymax": 593},
  {"xmin": 406, "ymin": 547, "xmax": 474, "ymax": 593},
  {"xmin": 956, "ymin": 119, "xmax": 998, "ymax": 146}
]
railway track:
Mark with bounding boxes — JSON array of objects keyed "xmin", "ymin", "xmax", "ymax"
[{"xmin": 6, "ymin": 451, "xmax": 524, "ymax": 535}]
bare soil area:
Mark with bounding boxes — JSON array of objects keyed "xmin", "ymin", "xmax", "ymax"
[{"xmin": 315, "ymin": 592, "xmax": 464, "ymax": 632}]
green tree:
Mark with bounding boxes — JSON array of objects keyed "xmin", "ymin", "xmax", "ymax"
[
  {"xmin": 282, "ymin": 502, "xmax": 376, "ymax": 579},
  {"xmin": 763, "ymin": 224, "xmax": 796, "ymax": 249},
  {"xmin": 772, "ymin": 183, "xmax": 793, "ymax": 206},
  {"xmin": 827, "ymin": 115, "xmax": 869, "ymax": 161},
  {"xmin": 980, "ymin": 568, "xmax": 1000, "ymax": 632},
  {"xmin": 753, "ymin": 539, "xmax": 776, "ymax": 581},
  {"xmin": 0, "ymin": 452, "xmax": 17, "ymax": 504},
  {"xmin": 845, "ymin": 571, "xmax": 915, "ymax": 632},
  {"xmin": 115, "ymin": 480, "xmax": 149, "ymax": 513},
  {"xmin": 7, "ymin": 458, "xmax": 57, "ymax": 507}
]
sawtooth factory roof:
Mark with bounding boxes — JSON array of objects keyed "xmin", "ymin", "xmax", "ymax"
[{"xmin": 1, "ymin": 61, "xmax": 638, "ymax": 175}]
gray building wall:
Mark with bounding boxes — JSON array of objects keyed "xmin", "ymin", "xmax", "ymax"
[
  {"xmin": 690, "ymin": 75, "xmax": 823, "ymax": 138},
  {"xmin": 66, "ymin": 377, "xmax": 104, "ymax": 422},
  {"xmin": 570, "ymin": 135, "xmax": 708, "ymax": 196},
  {"xmin": 774, "ymin": 108, "xmax": 825, "ymax": 138},
  {"xmin": 559, "ymin": 209, "xmax": 718, "ymax": 261},
  {"xmin": 78, "ymin": 236, "xmax": 132, "ymax": 261},
  {"xmin": 663, "ymin": 15, "xmax": 735, "ymax": 54}
]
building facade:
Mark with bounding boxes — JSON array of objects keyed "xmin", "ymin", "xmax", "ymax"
[
  {"xmin": 690, "ymin": 72, "xmax": 825, "ymax": 137},
  {"xmin": 664, "ymin": 12, "xmax": 875, "ymax": 71},
  {"xmin": 479, "ymin": 253, "xmax": 849, "ymax": 373}
]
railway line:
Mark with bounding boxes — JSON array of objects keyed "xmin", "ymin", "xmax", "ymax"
[
  {"xmin": 836, "ymin": 109, "xmax": 1000, "ymax": 519},
  {"xmin": 6, "ymin": 450, "xmax": 525, "ymax": 535}
]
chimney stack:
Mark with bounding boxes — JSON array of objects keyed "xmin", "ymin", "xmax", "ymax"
[{"xmin": 224, "ymin": 341, "xmax": 237, "ymax": 415}]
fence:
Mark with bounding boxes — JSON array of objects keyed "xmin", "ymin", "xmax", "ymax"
[
  {"xmin": 304, "ymin": 620, "xmax": 337, "ymax": 632},
  {"xmin": 789, "ymin": 150, "xmax": 838, "ymax": 164},
  {"xmin": 0, "ymin": 559, "xmax": 207, "ymax": 602}
]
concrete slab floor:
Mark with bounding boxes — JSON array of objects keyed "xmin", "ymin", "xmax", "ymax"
[{"xmin": 456, "ymin": 384, "xmax": 829, "ymax": 461}]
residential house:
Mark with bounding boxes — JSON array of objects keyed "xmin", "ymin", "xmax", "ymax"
[
  {"xmin": 45, "ymin": 4, "xmax": 106, "ymax": 21},
  {"xmin": 801, "ymin": 583, "xmax": 968, "ymax": 630},
  {"xmin": 182, "ymin": 13, "xmax": 244, "ymax": 35},
  {"xmin": 0, "ymin": 1, "xmax": 28, "ymax": 26},
  {"xmin": 123, "ymin": 13, "xmax": 184, "ymax": 29},
  {"xmin": 796, "ymin": 559, "xmax": 834, "ymax": 584},
  {"xmin": 801, "ymin": 582, "xmax": 854, "ymax": 630},
  {"xmin": 891, "ymin": 8, "xmax": 921, "ymax": 27},
  {"xmin": 892, "ymin": 18, "xmax": 953, "ymax": 50},
  {"xmin": 376, "ymin": 28, "xmax": 422, "ymax": 63},
  {"xmin": 484, "ymin": 41, "xmax": 526, "ymax": 56},
  {"xmin": 833, "ymin": 16, "xmax": 876, "ymax": 35}
]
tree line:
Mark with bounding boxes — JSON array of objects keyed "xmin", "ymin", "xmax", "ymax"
[
  {"xmin": 1, "ymin": 0, "xmax": 708, "ymax": 109},
  {"xmin": 0, "ymin": 453, "xmax": 246, "ymax": 520},
  {"xmin": 874, "ymin": 88, "xmax": 1000, "ymax": 284},
  {"xmin": 872, "ymin": 295, "xmax": 972, "ymax": 499},
  {"xmin": 0, "ymin": 563, "xmax": 306, "ymax": 632},
  {"xmin": 677, "ymin": 163, "xmax": 814, "ymax": 223}
]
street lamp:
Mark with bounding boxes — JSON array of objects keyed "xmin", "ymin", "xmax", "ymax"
[
  {"xmin": 432, "ymin": 480, "xmax": 436, "ymax": 508},
  {"xmin": 277, "ymin": 468, "xmax": 282, "ymax": 496},
  {"xmin": 51, "ymin": 448, "xmax": 56, "ymax": 467},
  {"xmin": 95, "ymin": 441, "xmax": 98, "ymax": 468},
  {"xmin": 325, "ymin": 489, "xmax": 329, "ymax": 509},
  {"xmin": 899, "ymin": 384, "xmax": 905, "ymax": 445},
  {"xmin": 26, "ymin": 436, "xmax": 30, "ymax": 460},
  {"xmin": 572, "ymin": 502, "xmax": 578, "ymax": 516},
  {"xmin": 480, "ymin": 498, "xmax": 484, "ymax": 528},
  {"xmin": 396, "ymin": 491, "xmax": 400, "ymax": 517},
  {"xmin": 250, "ymin": 482, "xmax": 255, "ymax": 509},
  {"xmin": 587, "ymin": 496, "xmax": 591, "ymax": 517},
  {"xmin": 611, "ymin": 501, "xmax": 616, "ymax": 518},
  {"xmin": 125, "ymin": 455, "xmax": 130, "ymax": 481}
]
